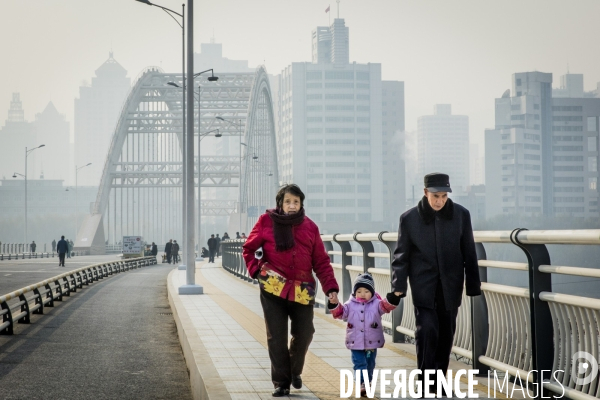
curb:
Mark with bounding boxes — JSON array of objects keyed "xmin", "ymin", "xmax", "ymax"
[{"xmin": 167, "ymin": 268, "xmax": 231, "ymax": 400}]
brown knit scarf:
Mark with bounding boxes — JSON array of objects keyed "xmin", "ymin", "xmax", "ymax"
[{"xmin": 267, "ymin": 207, "xmax": 305, "ymax": 251}]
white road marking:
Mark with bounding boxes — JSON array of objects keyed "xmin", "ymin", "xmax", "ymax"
[{"xmin": 4, "ymin": 274, "xmax": 11, "ymax": 276}]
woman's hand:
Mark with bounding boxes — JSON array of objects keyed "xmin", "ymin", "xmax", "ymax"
[{"xmin": 328, "ymin": 291, "xmax": 339, "ymax": 304}]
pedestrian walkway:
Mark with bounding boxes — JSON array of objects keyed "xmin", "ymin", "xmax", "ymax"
[{"xmin": 168, "ymin": 261, "xmax": 518, "ymax": 400}]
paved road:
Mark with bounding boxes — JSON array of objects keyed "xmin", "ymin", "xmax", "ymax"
[
  {"xmin": 0, "ymin": 263, "xmax": 192, "ymax": 400},
  {"xmin": 0, "ymin": 255, "xmax": 123, "ymax": 295}
]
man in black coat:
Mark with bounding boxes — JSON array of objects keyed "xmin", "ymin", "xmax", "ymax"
[
  {"xmin": 151, "ymin": 242, "xmax": 158, "ymax": 260},
  {"xmin": 56, "ymin": 236, "xmax": 69, "ymax": 267},
  {"xmin": 207, "ymin": 234, "xmax": 217, "ymax": 263},
  {"xmin": 165, "ymin": 239, "xmax": 173, "ymax": 264},
  {"xmin": 391, "ymin": 173, "xmax": 481, "ymax": 395},
  {"xmin": 215, "ymin": 234, "xmax": 221, "ymax": 258}
]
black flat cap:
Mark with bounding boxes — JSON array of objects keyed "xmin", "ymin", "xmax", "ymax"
[{"xmin": 424, "ymin": 173, "xmax": 452, "ymax": 193}]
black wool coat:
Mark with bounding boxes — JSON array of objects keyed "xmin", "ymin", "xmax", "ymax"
[
  {"xmin": 391, "ymin": 197, "xmax": 481, "ymax": 310},
  {"xmin": 207, "ymin": 238, "xmax": 217, "ymax": 250}
]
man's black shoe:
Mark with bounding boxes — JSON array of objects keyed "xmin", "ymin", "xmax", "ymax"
[
  {"xmin": 292, "ymin": 375, "xmax": 302, "ymax": 389},
  {"xmin": 272, "ymin": 387, "xmax": 290, "ymax": 397}
]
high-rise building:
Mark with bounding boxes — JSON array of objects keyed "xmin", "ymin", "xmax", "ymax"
[
  {"xmin": 381, "ymin": 81, "xmax": 405, "ymax": 228},
  {"xmin": 34, "ymin": 102, "xmax": 70, "ymax": 180},
  {"xmin": 74, "ymin": 52, "xmax": 130, "ymax": 186},
  {"xmin": 417, "ymin": 105, "xmax": 470, "ymax": 194},
  {"xmin": 195, "ymin": 40, "xmax": 253, "ymax": 75},
  {"xmin": 0, "ymin": 93, "xmax": 37, "ymax": 180},
  {"xmin": 278, "ymin": 18, "xmax": 404, "ymax": 232},
  {"xmin": 485, "ymin": 72, "xmax": 600, "ymax": 218}
]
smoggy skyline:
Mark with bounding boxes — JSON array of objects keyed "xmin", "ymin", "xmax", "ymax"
[{"xmin": 2, "ymin": 0, "xmax": 600, "ymax": 156}]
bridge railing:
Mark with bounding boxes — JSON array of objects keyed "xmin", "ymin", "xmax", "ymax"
[
  {"xmin": 220, "ymin": 229, "xmax": 600, "ymax": 399},
  {"xmin": 0, "ymin": 256, "xmax": 157, "ymax": 335}
]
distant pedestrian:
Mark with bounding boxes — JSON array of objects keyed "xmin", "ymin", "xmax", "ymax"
[
  {"xmin": 165, "ymin": 239, "xmax": 173, "ymax": 264},
  {"xmin": 30, "ymin": 241, "xmax": 36, "ymax": 253},
  {"xmin": 241, "ymin": 233, "xmax": 247, "ymax": 239},
  {"xmin": 222, "ymin": 232, "xmax": 230, "ymax": 241},
  {"xmin": 216, "ymin": 234, "xmax": 221, "ymax": 258},
  {"xmin": 151, "ymin": 242, "xmax": 158, "ymax": 259},
  {"xmin": 235, "ymin": 232, "xmax": 241, "ymax": 239},
  {"xmin": 56, "ymin": 235, "xmax": 68, "ymax": 267},
  {"xmin": 207, "ymin": 234, "xmax": 217, "ymax": 263},
  {"xmin": 172, "ymin": 240, "xmax": 180, "ymax": 264},
  {"xmin": 67, "ymin": 240, "xmax": 73, "ymax": 258},
  {"xmin": 201, "ymin": 247, "xmax": 209, "ymax": 258},
  {"xmin": 51, "ymin": 239, "xmax": 56, "ymax": 253}
]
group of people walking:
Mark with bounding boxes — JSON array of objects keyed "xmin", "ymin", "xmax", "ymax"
[
  {"xmin": 240, "ymin": 174, "xmax": 481, "ymax": 397},
  {"xmin": 51, "ymin": 238, "xmax": 74, "ymax": 258},
  {"xmin": 164, "ymin": 239, "xmax": 180, "ymax": 264},
  {"xmin": 204, "ymin": 231, "xmax": 247, "ymax": 263}
]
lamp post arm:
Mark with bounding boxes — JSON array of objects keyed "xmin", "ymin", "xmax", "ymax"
[
  {"xmin": 193, "ymin": 69, "xmax": 215, "ymax": 78},
  {"xmin": 160, "ymin": 7, "xmax": 183, "ymax": 27}
]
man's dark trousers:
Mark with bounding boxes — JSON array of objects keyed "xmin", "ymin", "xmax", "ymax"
[
  {"xmin": 259, "ymin": 290, "xmax": 314, "ymax": 389},
  {"xmin": 208, "ymin": 249, "xmax": 216, "ymax": 263},
  {"xmin": 166, "ymin": 251, "xmax": 172, "ymax": 263},
  {"xmin": 58, "ymin": 252, "xmax": 66, "ymax": 266},
  {"xmin": 414, "ymin": 281, "xmax": 458, "ymax": 392}
]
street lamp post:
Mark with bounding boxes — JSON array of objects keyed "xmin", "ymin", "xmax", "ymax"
[
  {"xmin": 14, "ymin": 144, "xmax": 45, "ymax": 245},
  {"xmin": 75, "ymin": 163, "xmax": 92, "ymax": 239},
  {"xmin": 135, "ymin": 0, "xmax": 187, "ymax": 266},
  {"xmin": 194, "ymin": 69, "xmax": 218, "ymax": 259}
]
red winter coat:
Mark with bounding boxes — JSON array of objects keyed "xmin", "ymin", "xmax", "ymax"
[{"xmin": 242, "ymin": 213, "xmax": 339, "ymax": 301}]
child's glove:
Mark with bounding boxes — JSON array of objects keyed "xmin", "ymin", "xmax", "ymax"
[{"xmin": 386, "ymin": 292, "xmax": 402, "ymax": 306}]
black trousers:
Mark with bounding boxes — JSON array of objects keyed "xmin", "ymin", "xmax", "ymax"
[
  {"xmin": 58, "ymin": 252, "xmax": 65, "ymax": 266},
  {"xmin": 208, "ymin": 249, "xmax": 216, "ymax": 262},
  {"xmin": 414, "ymin": 282, "xmax": 458, "ymax": 388},
  {"xmin": 166, "ymin": 251, "xmax": 172, "ymax": 263},
  {"xmin": 260, "ymin": 290, "xmax": 314, "ymax": 389}
]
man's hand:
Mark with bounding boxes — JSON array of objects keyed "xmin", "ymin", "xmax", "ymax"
[
  {"xmin": 394, "ymin": 292, "xmax": 403, "ymax": 296},
  {"xmin": 328, "ymin": 291, "xmax": 339, "ymax": 305}
]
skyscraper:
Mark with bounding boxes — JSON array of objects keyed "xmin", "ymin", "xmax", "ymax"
[
  {"xmin": 278, "ymin": 18, "xmax": 404, "ymax": 232},
  {"xmin": 381, "ymin": 81, "xmax": 405, "ymax": 228},
  {"xmin": 417, "ymin": 105, "xmax": 470, "ymax": 194},
  {"xmin": 0, "ymin": 93, "xmax": 37, "ymax": 180},
  {"xmin": 34, "ymin": 102, "xmax": 70, "ymax": 180},
  {"xmin": 74, "ymin": 52, "xmax": 130, "ymax": 186},
  {"xmin": 485, "ymin": 72, "xmax": 600, "ymax": 218}
]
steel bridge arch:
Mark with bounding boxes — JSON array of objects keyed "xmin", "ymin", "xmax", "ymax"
[
  {"xmin": 75, "ymin": 66, "xmax": 279, "ymax": 254},
  {"xmin": 240, "ymin": 66, "xmax": 280, "ymax": 229}
]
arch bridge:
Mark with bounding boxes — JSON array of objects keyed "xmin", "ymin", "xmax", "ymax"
[{"xmin": 75, "ymin": 66, "xmax": 279, "ymax": 254}]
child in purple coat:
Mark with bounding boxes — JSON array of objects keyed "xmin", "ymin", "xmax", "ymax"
[{"xmin": 329, "ymin": 273, "xmax": 401, "ymax": 396}]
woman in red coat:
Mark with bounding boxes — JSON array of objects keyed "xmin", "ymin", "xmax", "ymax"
[{"xmin": 243, "ymin": 184, "xmax": 339, "ymax": 397}]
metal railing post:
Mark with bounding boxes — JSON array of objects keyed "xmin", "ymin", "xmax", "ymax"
[
  {"xmin": 17, "ymin": 294, "xmax": 30, "ymax": 324},
  {"xmin": 0, "ymin": 301, "xmax": 13, "ymax": 334},
  {"xmin": 472, "ymin": 242, "xmax": 489, "ymax": 375},
  {"xmin": 353, "ymin": 232, "xmax": 374, "ymax": 274},
  {"xmin": 333, "ymin": 234, "xmax": 352, "ymax": 306},
  {"xmin": 511, "ymin": 228, "xmax": 553, "ymax": 395},
  {"xmin": 379, "ymin": 231, "xmax": 407, "ymax": 343}
]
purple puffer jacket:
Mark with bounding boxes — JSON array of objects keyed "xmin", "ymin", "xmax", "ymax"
[{"xmin": 331, "ymin": 293, "xmax": 396, "ymax": 350}]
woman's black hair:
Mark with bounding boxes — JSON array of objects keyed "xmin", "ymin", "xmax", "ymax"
[{"xmin": 275, "ymin": 183, "xmax": 305, "ymax": 209}]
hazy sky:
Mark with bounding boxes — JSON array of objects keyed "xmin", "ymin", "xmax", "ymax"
[{"xmin": 2, "ymin": 0, "xmax": 600, "ymax": 155}]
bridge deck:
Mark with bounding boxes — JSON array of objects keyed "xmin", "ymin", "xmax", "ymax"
[{"xmin": 169, "ymin": 261, "xmax": 517, "ymax": 400}]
